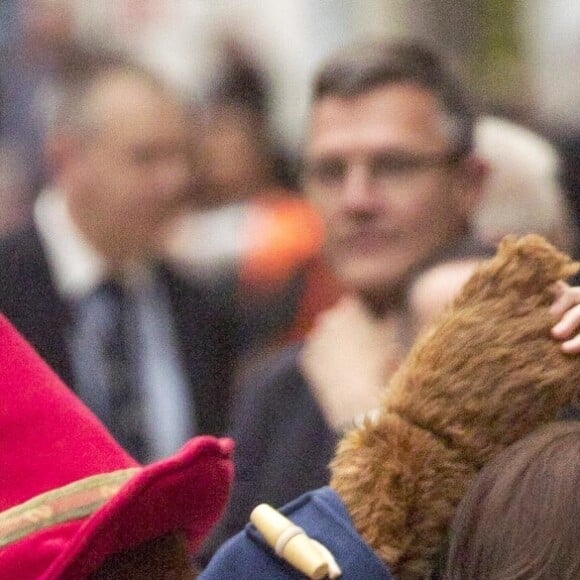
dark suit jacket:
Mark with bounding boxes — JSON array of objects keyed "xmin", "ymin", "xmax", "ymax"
[
  {"xmin": 0, "ymin": 225, "xmax": 237, "ymax": 436},
  {"xmin": 201, "ymin": 344, "xmax": 339, "ymax": 563}
]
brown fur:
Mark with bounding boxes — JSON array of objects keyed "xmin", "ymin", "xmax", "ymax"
[{"xmin": 330, "ymin": 235, "xmax": 580, "ymax": 579}]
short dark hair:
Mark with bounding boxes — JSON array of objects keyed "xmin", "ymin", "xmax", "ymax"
[
  {"xmin": 444, "ymin": 421, "xmax": 580, "ymax": 579},
  {"xmin": 311, "ymin": 39, "xmax": 476, "ymax": 156}
]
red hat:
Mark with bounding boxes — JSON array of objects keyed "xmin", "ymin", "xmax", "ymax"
[{"xmin": 0, "ymin": 314, "xmax": 233, "ymax": 579}]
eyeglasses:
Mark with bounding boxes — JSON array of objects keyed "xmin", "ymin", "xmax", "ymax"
[{"xmin": 303, "ymin": 151, "xmax": 462, "ymax": 192}]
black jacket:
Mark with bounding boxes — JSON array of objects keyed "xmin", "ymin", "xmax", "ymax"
[
  {"xmin": 0, "ymin": 225, "xmax": 237, "ymax": 436},
  {"xmin": 203, "ymin": 344, "xmax": 339, "ymax": 561}
]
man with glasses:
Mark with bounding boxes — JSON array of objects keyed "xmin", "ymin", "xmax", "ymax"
[{"xmin": 204, "ymin": 39, "xmax": 492, "ymax": 557}]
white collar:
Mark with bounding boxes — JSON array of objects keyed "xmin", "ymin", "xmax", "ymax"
[{"xmin": 34, "ymin": 188, "xmax": 151, "ymax": 299}]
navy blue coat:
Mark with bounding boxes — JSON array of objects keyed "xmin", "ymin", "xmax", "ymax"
[{"xmin": 201, "ymin": 487, "xmax": 393, "ymax": 579}]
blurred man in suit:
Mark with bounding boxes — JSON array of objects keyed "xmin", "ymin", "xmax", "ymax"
[{"xmin": 0, "ymin": 55, "xmax": 237, "ymax": 463}]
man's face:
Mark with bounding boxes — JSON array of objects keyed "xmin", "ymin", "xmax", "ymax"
[
  {"xmin": 64, "ymin": 74, "xmax": 193, "ymax": 262},
  {"xmin": 304, "ymin": 82, "xmax": 479, "ymax": 303}
]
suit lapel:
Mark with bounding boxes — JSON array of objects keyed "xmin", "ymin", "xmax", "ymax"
[{"xmin": 160, "ymin": 264, "xmax": 236, "ymax": 436}]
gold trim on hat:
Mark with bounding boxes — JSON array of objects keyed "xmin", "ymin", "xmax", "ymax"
[{"xmin": 0, "ymin": 468, "xmax": 140, "ymax": 548}]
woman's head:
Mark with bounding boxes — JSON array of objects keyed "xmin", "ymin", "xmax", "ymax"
[{"xmin": 444, "ymin": 421, "xmax": 580, "ymax": 579}]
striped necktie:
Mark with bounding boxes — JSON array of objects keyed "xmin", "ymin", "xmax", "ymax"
[{"xmin": 95, "ymin": 279, "xmax": 150, "ymax": 462}]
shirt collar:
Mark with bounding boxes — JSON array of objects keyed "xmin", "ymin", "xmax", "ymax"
[{"xmin": 33, "ymin": 188, "xmax": 151, "ymax": 300}]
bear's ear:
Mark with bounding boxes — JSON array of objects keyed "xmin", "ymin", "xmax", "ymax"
[
  {"xmin": 455, "ymin": 234, "xmax": 579, "ymax": 308},
  {"xmin": 89, "ymin": 534, "xmax": 193, "ymax": 580}
]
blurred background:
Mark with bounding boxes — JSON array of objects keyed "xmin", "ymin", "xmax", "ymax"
[{"xmin": 1, "ymin": 0, "xmax": 578, "ymax": 237}]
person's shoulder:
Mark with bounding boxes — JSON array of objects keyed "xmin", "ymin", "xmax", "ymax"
[
  {"xmin": 0, "ymin": 223, "xmax": 40, "ymax": 258},
  {"xmin": 157, "ymin": 261, "xmax": 238, "ymax": 319},
  {"xmin": 231, "ymin": 343, "xmax": 322, "ymax": 432},
  {"xmin": 0, "ymin": 225, "xmax": 55, "ymax": 319},
  {"xmin": 201, "ymin": 488, "xmax": 394, "ymax": 580},
  {"xmin": 440, "ymin": 233, "xmax": 495, "ymax": 263},
  {"xmin": 239, "ymin": 343, "xmax": 305, "ymax": 391},
  {"xmin": 0, "ymin": 225, "xmax": 48, "ymax": 283},
  {"xmin": 199, "ymin": 527, "xmax": 269, "ymax": 579}
]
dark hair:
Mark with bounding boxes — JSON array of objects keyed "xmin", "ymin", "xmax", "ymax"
[
  {"xmin": 311, "ymin": 39, "xmax": 476, "ymax": 157},
  {"xmin": 444, "ymin": 422, "xmax": 580, "ymax": 580},
  {"xmin": 208, "ymin": 37, "xmax": 271, "ymax": 118}
]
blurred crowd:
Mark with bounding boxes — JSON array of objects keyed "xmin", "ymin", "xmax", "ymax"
[
  {"xmin": 1, "ymin": 0, "xmax": 580, "ymax": 577},
  {"xmin": 1, "ymin": 0, "xmax": 578, "ymax": 355}
]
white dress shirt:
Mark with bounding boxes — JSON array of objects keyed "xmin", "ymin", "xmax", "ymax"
[{"xmin": 34, "ymin": 188, "xmax": 194, "ymax": 461}]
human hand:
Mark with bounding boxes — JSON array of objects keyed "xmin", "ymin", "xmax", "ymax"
[
  {"xmin": 550, "ymin": 280, "xmax": 580, "ymax": 353},
  {"xmin": 300, "ymin": 296, "xmax": 402, "ymax": 432}
]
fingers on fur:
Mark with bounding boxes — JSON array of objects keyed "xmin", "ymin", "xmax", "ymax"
[
  {"xmin": 330, "ymin": 236, "xmax": 580, "ymax": 579},
  {"xmin": 456, "ymin": 235, "xmax": 580, "ymax": 307}
]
